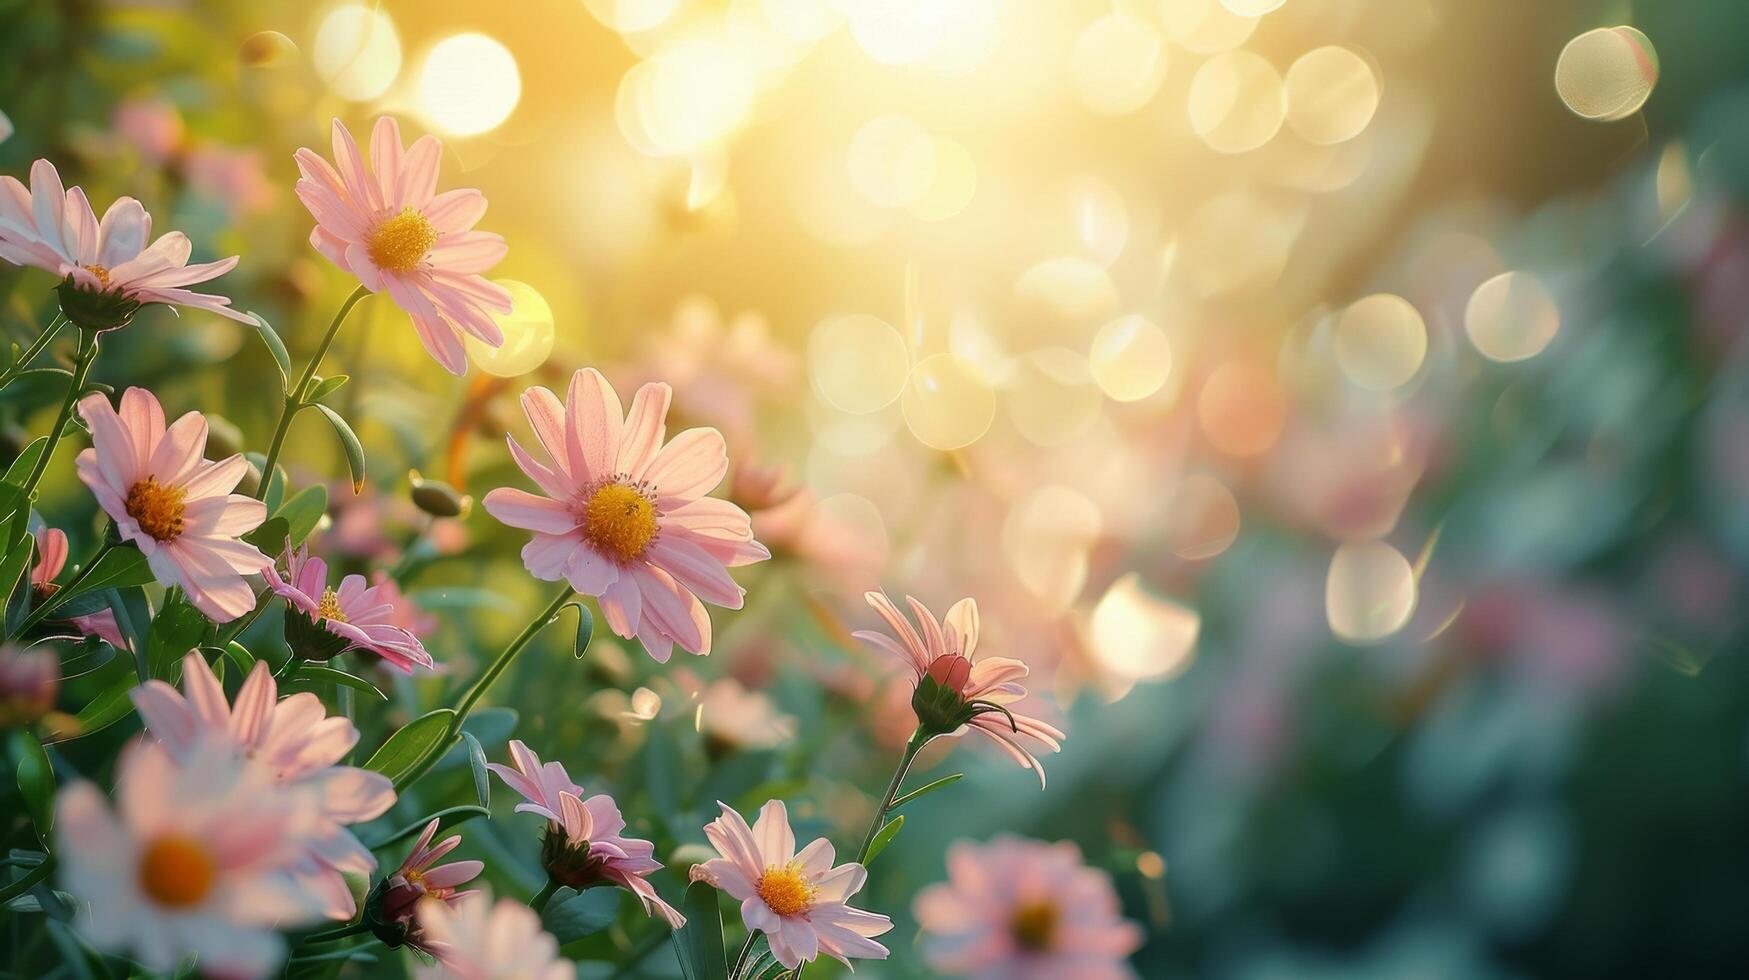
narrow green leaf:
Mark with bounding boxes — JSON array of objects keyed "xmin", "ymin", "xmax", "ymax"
[
  {"xmin": 865, "ymin": 814, "xmax": 905, "ymax": 865},
  {"xmin": 361, "ymin": 804, "xmax": 490, "ymax": 849},
  {"xmin": 889, "ymin": 772, "xmax": 964, "ymax": 812},
  {"xmin": 671, "ymin": 881, "xmax": 726, "ymax": 980},
  {"xmin": 40, "ymin": 547, "xmax": 153, "ymax": 620},
  {"xmin": 218, "ymin": 640, "xmax": 256, "ymax": 674},
  {"xmin": 3, "ymin": 437, "xmax": 47, "ymax": 484},
  {"xmin": 287, "ymin": 665, "xmax": 387, "ymax": 701},
  {"xmin": 362, "ymin": 708, "xmax": 456, "ymax": 782},
  {"xmin": 0, "ymin": 532, "xmax": 36, "ymax": 629},
  {"xmin": 243, "ymin": 515, "xmax": 290, "ymax": 558},
  {"xmin": 312, "ymin": 404, "xmax": 366, "ymax": 494},
  {"xmin": 48, "ymin": 664, "xmax": 137, "ymax": 743},
  {"xmin": 555, "ymin": 599, "xmax": 595, "ymax": 660},
  {"xmin": 12, "ymin": 731, "xmax": 53, "ymax": 842},
  {"xmin": 543, "ymin": 887, "xmax": 621, "ymax": 943},
  {"xmin": 305, "ymin": 374, "xmax": 349, "ymax": 404},
  {"xmin": 247, "ymin": 311, "xmax": 293, "ymax": 391},
  {"xmin": 462, "ymin": 730, "xmax": 490, "ymax": 807},
  {"xmin": 274, "ymin": 484, "xmax": 328, "ymax": 548}
]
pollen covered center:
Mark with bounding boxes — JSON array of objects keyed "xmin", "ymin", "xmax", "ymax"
[
  {"xmin": 138, "ymin": 834, "xmax": 216, "ymax": 908},
  {"xmin": 82, "ymin": 264, "xmax": 113, "ymax": 289},
  {"xmin": 317, "ymin": 588, "xmax": 347, "ymax": 623},
  {"xmin": 126, "ymin": 476, "xmax": 188, "ymax": 543},
  {"xmin": 580, "ymin": 480, "xmax": 660, "ymax": 562},
  {"xmin": 367, "ymin": 207, "xmax": 438, "ymax": 272},
  {"xmin": 1009, "ymin": 899, "xmax": 1058, "ymax": 951},
  {"xmin": 756, "ymin": 864, "xmax": 816, "ymax": 918}
]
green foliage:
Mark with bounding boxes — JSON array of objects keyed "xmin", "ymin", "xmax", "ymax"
[{"xmin": 671, "ymin": 882, "xmax": 727, "ymax": 980}]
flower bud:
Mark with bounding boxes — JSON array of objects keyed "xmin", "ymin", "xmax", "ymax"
[
  {"xmin": 408, "ymin": 471, "xmax": 472, "ymax": 518},
  {"xmin": 0, "ymin": 645, "xmax": 59, "ymax": 727},
  {"xmin": 203, "ymin": 414, "xmax": 246, "ymax": 460},
  {"xmin": 56, "ymin": 275, "xmax": 140, "ymax": 332},
  {"xmin": 234, "ymin": 459, "xmax": 264, "ymax": 498}
]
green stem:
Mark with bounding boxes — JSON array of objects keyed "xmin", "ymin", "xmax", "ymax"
[
  {"xmin": 729, "ymin": 930, "xmax": 762, "ymax": 980},
  {"xmin": 854, "ymin": 728, "xmax": 931, "ymax": 865},
  {"xmin": 0, "ymin": 855, "xmax": 55, "ymax": 904},
  {"xmin": 451, "ymin": 586, "xmax": 574, "ymax": 729},
  {"xmin": 20, "ymin": 329, "xmax": 98, "ymax": 501},
  {"xmin": 255, "ymin": 285, "xmax": 368, "ymax": 501},
  {"xmin": 301, "ymin": 921, "xmax": 372, "ymax": 944},
  {"xmin": 11, "ymin": 536, "xmax": 115, "ymax": 639},
  {"xmin": 529, "ymin": 876, "xmax": 560, "ymax": 913},
  {"xmin": 0, "ymin": 313, "xmax": 67, "ymax": 390}
]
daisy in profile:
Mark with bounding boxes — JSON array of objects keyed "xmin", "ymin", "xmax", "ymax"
[
  {"xmin": 131, "ymin": 653, "xmax": 395, "ymax": 919},
  {"xmin": 293, "ymin": 117, "xmax": 511, "ymax": 374},
  {"xmin": 0, "ymin": 159, "xmax": 250, "ymax": 330},
  {"xmin": 691, "ymin": 800, "xmax": 892, "ymax": 970},
  {"xmin": 30, "ymin": 527, "xmax": 125, "ymax": 647},
  {"xmin": 482, "ymin": 367, "xmax": 770, "ymax": 662},
  {"xmin": 856, "ymin": 592, "xmax": 1065, "ymax": 786},
  {"xmin": 75, "ymin": 387, "xmax": 269, "ymax": 621},
  {"xmin": 488, "ymin": 740, "xmax": 684, "ymax": 927},
  {"xmin": 416, "ymin": 890, "xmax": 571, "ymax": 980},
  {"xmin": 913, "ymin": 835, "xmax": 1143, "ymax": 978},
  {"xmin": 366, "ymin": 818, "xmax": 484, "ymax": 957},
  {"xmin": 55, "ymin": 736, "xmax": 329, "ymax": 979},
  {"xmin": 263, "ymin": 545, "xmax": 435, "ymax": 672}
]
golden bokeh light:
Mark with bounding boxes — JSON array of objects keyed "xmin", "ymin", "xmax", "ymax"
[
  {"xmin": 1174, "ymin": 193, "xmax": 1300, "ymax": 297},
  {"xmin": 907, "ymin": 137, "xmax": 978, "ymax": 221},
  {"xmin": 1006, "ymin": 348, "xmax": 1103, "ymax": 447},
  {"xmin": 1198, "ymin": 360, "xmax": 1288, "ymax": 457},
  {"xmin": 848, "ymin": 115, "xmax": 937, "ymax": 209},
  {"xmin": 1069, "ymin": 12, "xmax": 1168, "ymax": 116},
  {"xmin": 762, "ymin": 0, "xmax": 843, "ymax": 43},
  {"xmin": 582, "ymin": 0, "xmax": 681, "ymax": 34},
  {"xmin": 1220, "ymin": 0, "xmax": 1285, "ymax": 14},
  {"xmin": 1325, "ymin": 540, "xmax": 1418, "ymax": 643},
  {"xmin": 1555, "ymin": 26, "xmax": 1659, "ymax": 122},
  {"xmin": 1160, "ymin": 0, "xmax": 1259, "ymax": 55},
  {"xmin": 807, "ymin": 314, "xmax": 911, "ymax": 414},
  {"xmin": 465, "ymin": 280, "xmax": 555, "ymax": 378},
  {"xmin": 1090, "ymin": 573, "xmax": 1200, "ymax": 685},
  {"xmin": 901, "ymin": 353, "xmax": 996, "ymax": 450},
  {"xmin": 1163, "ymin": 473, "xmax": 1241, "ymax": 560},
  {"xmin": 619, "ymin": 40, "xmax": 755, "ymax": 156},
  {"xmin": 1070, "ymin": 176, "xmax": 1130, "ymax": 267},
  {"xmin": 240, "ymin": 30, "xmax": 298, "ymax": 68},
  {"xmin": 1013, "ymin": 256, "xmax": 1120, "ymax": 326},
  {"xmin": 1189, "ymin": 50, "xmax": 1287, "ymax": 155},
  {"xmin": 1003, "ymin": 484, "xmax": 1103, "ymax": 612},
  {"xmin": 844, "ymin": 0, "xmax": 944, "ymax": 66},
  {"xmin": 1090, "ymin": 315, "xmax": 1173, "ymax": 402},
  {"xmin": 418, "ymin": 33, "xmax": 521, "ymax": 137},
  {"xmin": 1465, "ymin": 271, "xmax": 1560, "ymax": 362},
  {"xmin": 1335, "ymin": 293, "xmax": 1427, "ymax": 391},
  {"xmin": 312, "ymin": 4, "xmax": 401, "ymax": 102},
  {"xmin": 1284, "ymin": 45, "xmax": 1381, "ymax": 145}
]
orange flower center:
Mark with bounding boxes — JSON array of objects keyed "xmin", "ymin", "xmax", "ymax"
[
  {"xmin": 318, "ymin": 588, "xmax": 347, "ymax": 623},
  {"xmin": 126, "ymin": 477, "xmax": 188, "ymax": 542},
  {"xmin": 756, "ymin": 863, "xmax": 816, "ymax": 918},
  {"xmin": 82, "ymin": 264, "xmax": 113, "ymax": 288},
  {"xmin": 581, "ymin": 481, "xmax": 659, "ymax": 562},
  {"xmin": 367, "ymin": 207, "xmax": 437, "ymax": 272},
  {"xmin": 138, "ymin": 834, "xmax": 216, "ymax": 908},
  {"xmin": 1009, "ymin": 899, "xmax": 1058, "ymax": 952}
]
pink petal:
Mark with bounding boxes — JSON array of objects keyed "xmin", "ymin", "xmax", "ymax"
[{"xmin": 643, "ymin": 428, "xmax": 727, "ymax": 501}]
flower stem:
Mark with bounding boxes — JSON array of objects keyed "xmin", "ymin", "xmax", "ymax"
[
  {"xmin": 20, "ymin": 328, "xmax": 99, "ymax": 501},
  {"xmin": 0, "ymin": 855, "xmax": 55, "ymax": 904},
  {"xmin": 451, "ymin": 585, "xmax": 575, "ymax": 730},
  {"xmin": 301, "ymin": 921, "xmax": 372, "ymax": 944},
  {"xmin": 11, "ymin": 535, "xmax": 115, "ymax": 639},
  {"xmin": 254, "ymin": 284, "xmax": 369, "ymax": 501},
  {"xmin": 854, "ymin": 727, "xmax": 932, "ymax": 865},
  {"xmin": 529, "ymin": 876, "xmax": 561, "ymax": 913},
  {"xmin": 0, "ymin": 313, "xmax": 68, "ymax": 390},
  {"xmin": 729, "ymin": 930, "xmax": 762, "ymax": 980}
]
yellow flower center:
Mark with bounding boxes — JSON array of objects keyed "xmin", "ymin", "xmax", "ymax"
[
  {"xmin": 126, "ymin": 477, "xmax": 188, "ymax": 543},
  {"xmin": 317, "ymin": 588, "xmax": 347, "ymax": 623},
  {"xmin": 1009, "ymin": 899, "xmax": 1058, "ymax": 952},
  {"xmin": 367, "ymin": 207, "xmax": 437, "ymax": 272},
  {"xmin": 138, "ymin": 834, "xmax": 216, "ymax": 908},
  {"xmin": 756, "ymin": 863, "xmax": 816, "ymax": 918},
  {"xmin": 580, "ymin": 481, "xmax": 660, "ymax": 563},
  {"xmin": 82, "ymin": 264, "xmax": 112, "ymax": 288}
]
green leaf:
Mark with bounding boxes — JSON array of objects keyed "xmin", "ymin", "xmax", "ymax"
[
  {"xmin": 247, "ymin": 311, "xmax": 293, "ymax": 391},
  {"xmin": 243, "ymin": 515, "xmax": 290, "ymax": 558},
  {"xmin": 462, "ymin": 730, "xmax": 490, "ymax": 807},
  {"xmin": 217, "ymin": 640, "xmax": 256, "ymax": 674},
  {"xmin": 12, "ymin": 731, "xmax": 54, "ymax": 842},
  {"xmin": 50, "ymin": 664, "xmax": 138, "ymax": 743},
  {"xmin": 670, "ymin": 881, "xmax": 726, "ymax": 980},
  {"xmin": 865, "ymin": 814, "xmax": 904, "ymax": 865},
  {"xmin": 0, "ymin": 532, "xmax": 36, "ymax": 629},
  {"xmin": 312, "ymin": 404, "xmax": 366, "ymax": 494},
  {"xmin": 361, "ymin": 804, "xmax": 490, "ymax": 849},
  {"xmin": 889, "ymin": 772, "xmax": 964, "ymax": 811},
  {"xmin": 362, "ymin": 708, "xmax": 456, "ymax": 782},
  {"xmin": 39, "ymin": 547, "xmax": 153, "ymax": 620},
  {"xmin": 3, "ymin": 436, "xmax": 47, "ymax": 484},
  {"xmin": 543, "ymin": 887, "xmax": 621, "ymax": 943},
  {"xmin": 145, "ymin": 594, "xmax": 210, "ymax": 681},
  {"xmin": 555, "ymin": 599, "xmax": 595, "ymax": 660},
  {"xmin": 274, "ymin": 484, "xmax": 328, "ymax": 548},
  {"xmin": 305, "ymin": 374, "xmax": 349, "ymax": 403},
  {"xmin": 286, "ymin": 664, "xmax": 387, "ymax": 701}
]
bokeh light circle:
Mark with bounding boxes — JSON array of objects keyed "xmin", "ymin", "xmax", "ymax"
[
  {"xmin": 1069, "ymin": 13, "xmax": 1167, "ymax": 116},
  {"xmin": 241, "ymin": 30, "xmax": 298, "ymax": 68},
  {"xmin": 1198, "ymin": 360, "xmax": 1287, "ymax": 457},
  {"xmin": 1465, "ymin": 271, "xmax": 1560, "ymax": 362},
  {"xmin": 848, "ymin": 115, "xmax": 937, "ymax": 209},
  {"xmin": 1189, "ymin": 50, "xmax": 1287, "ymax": 154},
  {"xmin": 465, "ymin": 280, "xmax": 555, "ymax": 378},
  {"xmin": 1090, "ymin": 573, "xmax": 1200, "ymax": 684},
  {"xmin": 582, "ymin": 0, "xmax": 681, "ymax": 34},
  {"xmin": 1003, "ymin": 485, "xmax": 1103, "ymax": 611},
  {"xmin": 907, "ymin": 137, "xmax": 977, "ymax": 221},
  {"xmin": 1335, "ymin": 293, "xmax": 1427, "ymax": 391},
  {"xmin": 901, "ymin": 353, "xmax": 996, "ymax": 450},
  {"xmin": 1555, "ymin": 26, "xmax": 1659, "ymax": 122},
  {"xmin": 1220, "ymin": 0, "xmax": 1285, "ymax": 13},
  {"xmin": 808, "ymin": 315, "xmax": 911, "ymax": 414},
  {"xmin": 313, "ymin": 5, "xmax": 401, "ymax": 101},
  {"xmin": 1007, "ymin": 348, "xmax": 1103, "ymax": 446},
  {"xmin": 1326, "ymin": 540, "xmax": 1418, "ymax": 643},
  {"xmin": 1090, "ymin": 315, "xmax": 1172, "ymax": 401},
  {"xmin": 1160, "ymin": 0, "xmax": 1259, "ymax": 55},
  {"xmin": 1284, "ymin": 46, "xmax": 1381, "ymax": 144},
  {"xmin": 1164, "ymin": 473, "xmax": 1241, "ymax": 559},
  {"xmin": 418, "ymin": 33, "xmax": 521, "ymax": 136}
]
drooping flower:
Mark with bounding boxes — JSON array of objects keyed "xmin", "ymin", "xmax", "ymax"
[
  {"xmin": 262, "ymin": 545, "xmax": 435, "ymax": 672},
  {"xmin": 130, "ymin": 653, "xmax": 395, "ymax": 919},
  {"xmin": 913, "ymin": 835, "xmax": 1143, "ymax": 979},
  {"xmin": 55, "ymin": 736, "xmax": 330, "ymax": 979},
  {"xmin": 488, "ymin": 739, "xmax": 684, "ymax": 927},
  {"xmin": 855, "ymin": 592, "xmax": 1065, "ymax": 786},
  {"xmin": 414, "ymin": 890, "xmax": 571, "ymax": 980},
  {"xmin": 365, "ymin": 818, "xmax": 485, "ymax": 956},
  {"xmin": 75, "ymin": 387, "xmax": 270, "ymax": 621},
  {"xmin": 0, "ymin": 159, "xmax": 250, "ymax": 330},
  {"xmin": 0, "ymin": 644, "xmax": 58, "ymax": 727},
  {"xmin": 293, "ymin": 117, "xmax": 511, "ymax": 374},
  {"xmin": 30, "ymin": 527, "xmax": 126, "ymax": 647},
  {"xmin": 691, "ymin": 800, "xmax": 892, "ymax": 970},
  {"xmin": 482, "ymin": 368, "xmax": 770, "ymax": 662}
]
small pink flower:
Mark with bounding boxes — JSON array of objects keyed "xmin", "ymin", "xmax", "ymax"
[
  {"xmin": 692, "ymin": 799, "xmax": 892, "ymax": 970},
  {"xmin": 184, "ymin": 143, "xmax": 275, "ymax": 216},
  {"xmin": 113, "ymin": 96, "xmax": 185, "ymax": 163},
  {"xmin": 74, "ymin": 387, "xmax": 270, "ymax": 622},
  {"xmin": 488, "ymin": 739, "xmax": 685, "ymax": 927},
  {"xmin": 130, "ymin": 653, "xmax": 396, "ymax": 920},
  {"xmin": 0, "ymin": 644, "xmax": 58, "ymax": 727},
  {"xmin": 415, "ymin": 890, "xmax": 570, "ymax": 980},
  {"xmin": 369, "ymin": 818, "xmax": 484, "ymax": 956},
  {"xmin": 0, "ymin": 159, "xmax": 251, "ymax": 326},
  {"xmin": 913, "ymin": 835, "xmax": 1143, "ymax": 978},
  {"xmin": 294, "ymin": 117, "xmax": 512, "ymax": 374},
  {"xmin": 372, "ymin": 569, "xmax": 438, "ymax": 636},
  {"xmin": 29, "ymin": 527, "xmax": 126, "ymax": 647},
  {"xmin": 482, "ymin": 367, "xmax": 770, "ymax": 662},
  {"xmin": 262, "ymin": 545, "xmax": 435, "ymax": 673},
  {"xmin": 856, "ymin": 592, "xmax": 1066, "ymax": 786}
]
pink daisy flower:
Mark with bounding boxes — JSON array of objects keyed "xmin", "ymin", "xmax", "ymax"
[
  {"xmin": 0, "ymin": 159, "xmax": 250, "ymax": 328},
  {"xmin": 482, "ymin": 367, "xmax": 770, "ymax": 662},
  {"xmin": 30, "ymin": 527, "xmax": 126, "ymax": 647},
  {"xmin": 855, "ymin": 592, "xmax": 1066, "ymax": 786},
  {"xmin": 367, "ymin": 818, "xmax": 485, "ymax": 957},
  {"xmin": 415, "ymin": 890, "xmax": 570, "ymax": 980},
  {"xmin": 262, "ymin": 545, "xmax": 435, "ymax": 673},
  {"xmin": 55, "ymin": 735, "xmax": 331, "ymax": 978},
  {"xmin": 293, "ymin": 117, "xmax": 512, "ymax": 375},
  {"xmin": 488, "ymin": 739, "xmax": 685, "ymax": 927},
  {"xmin": 74, "ymin": 387, "xmax": 270, "ymax": 622},
  {"xmin": 130, "ymin": 653, "xmax": 396, "ymax": 920},
  {"xmin": 691, "ymin": 799, "xmax": 893, "ymax": 970},
  {"xmin": 913, "ymin": 835, "xmax": 1144, "ymax": 979}
]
